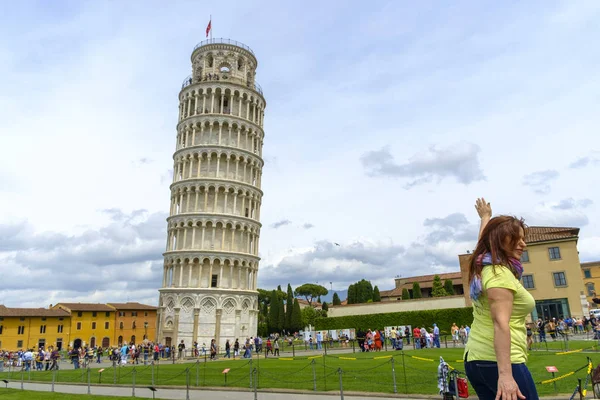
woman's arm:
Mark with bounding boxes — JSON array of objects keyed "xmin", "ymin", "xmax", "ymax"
[
  {"xmin": 488, "ymin": 287, "xmax": 525, "ymax": 400},
  {"xmin": 475, "ymin": 198, "xmax": 492, "ymax": 240}
]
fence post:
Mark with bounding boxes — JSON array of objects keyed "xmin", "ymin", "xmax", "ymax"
[
  {"xmin": 352, "ymin": 340, "xmax": 355, "ymax": 353},
  {"xmin": 391, "ymin": 357, "xmax": 397, "ymax": 394},
  {"xmin": 579, "ymin": 378, "xmax": 583, "ymax": 400},
  {"xmin": 293, "ymin": 343, "xmax": 295, "ymax": 358},
  {"xmin": 253, "ymin": 368, "xmax": 258, "ymax": 400},
  {"xmin": 401, "ymin": 351, "xmax": 408, "ymax": 394},
  {"xmin": 152, "ymin": 361, "xmax": 155, "ymax": 386},
  {"xmin": 51, "ymin": 368, "xmax": 56, "ymax": 392},
  {"xmin": 87, "ymin": 367, "xmax": 91, "ymax": 395},
  {"xmin": 249, "ymin": 358, "xmax": 253, "ymax": 388},
  {"xmin": 311, "ymin": 359, "xmax": 317, "ymax": 391},
  {"xmin": 132, "ymin": 367, "xmax": 136, "ymax": 397},
  {"xmin": 113, "ymin": 365, "xmax": 117, "ymax": 384},
  {"xmin": 338, "ymin": 368, "xmax": 344, "ymax": 400},
  {"xmin": 186, "ymin": 368, "xmax": 191, "ymax": 400},
  {"xmin": 20, "ymin": 370, "xmax": 24, "ymax": 390},
  {"xmin": 453, "ymin": 371, "xmax": 459, "ymax": 400}
]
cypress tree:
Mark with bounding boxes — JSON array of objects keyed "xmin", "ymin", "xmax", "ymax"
[
  {"xmin": 278, "ymin": 296, "xmax": 285, "ymax": 331},
  {"xmin": 291, "ymin": 298, "xmax": 302, "ymax": 332},
  {"xmin": 444, "ymin": 279, "xmax": 455, "ymax": 295},
  {"xmin": 322, "ymin": 301, "xmax": 329, "ymax": 311},
  {"xmin": 332, "ymin": 292, "xmax": 341, "ymax": 306},
  {"xmin": 432, "ymin": 275, "xmax": 447, "ymax": 297},
  {"xmin": 401, "ymin": 288, "xmax": 410, "ymax": 300},
  {"xmin": 268, "ymin": 290, "xmax": 279, "ymax": 332},
  {"xmin": 412, "ymin": 282, "xmax": 422, "ymax": 298},
  {"xmin": 373, "ymin": 286, "xmax": 381, "ymax": 302},
  {"xmin": 285, "ymin": 283, "xmax": 294, "ymax": 330}
]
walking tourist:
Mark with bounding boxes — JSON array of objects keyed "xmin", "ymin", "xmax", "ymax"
[{"xmin": 464, "ymin": 198, "xmax": 538, "ymax": 400}]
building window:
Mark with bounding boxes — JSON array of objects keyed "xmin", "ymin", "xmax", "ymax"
[
  {"xmin": 119, "ymin": 311, "xmax": 125, "ymax": 317},
  {"xmin": 92, "ymin": 322, "xmax": 96, "ymax": 329},
  {"xmin": 549, "ymin": 247, "xmax": 561, "ymax": 260},
  {"xmin": 77, "ymin": 312, "xmax": 83, "ymax": 317},
  {"xmin": 521, "ymin": 250, "xmax": 530, "ymax": 263},
  {"xmin": 92, "ymin": 312, "xmax": 97, "ymax": 317},
  {"xmin": 0, "ymin": 325, "xmax": 3, "ymax": 335},
  {"xmin": 57, "ymin": 325, "xmax": 63, "ymax": 333},
  {"xmin": 587, "ymin": 283, "xmax": 596, "ymax": 297},
  {"xmin": 18, "ymin": 326, "xmax": 25, "ymax": 335},
  {"xmin": 144, "ymin": 312, "xmax": 148, "ymax": 317},
  {"xmin": 105, "ymin": 312, "xmax": 110, "ymax": 317},
  {"xmin": 132, "ymin": 321, "xmax": 136, "ymax": 329},
  {"xmin": 131, "ymin": 312, "xmax": 138, "ymax": 317},
  {"xmin": 553, "ymin": 272, "xmax": 567, "ymax": 287},
  {"xmin": 584, "ymin": 269, "xmax": 592, "ymax": 279},
  {"xmin": 17, "ymin": 340, "xmax": 23, "ymax": 348},
  {"xmin": 41, "ymin": 317, "xmax": 46, "ymax": 321},
  {"xmin": 59, "ymin": 317, "xmax": 64, "ymax": 321},
  {"xmin": 211, "ymin": 274, "xmax": 218, "ymax": 288},
  {"xmin": 522, "ymin": 275, "xmax": 535, "ymax": 289},
  {"xmin": 77, "ymin": 322, "xmax": 82, "ymax": 330},
  {"xmin": 119, "ymin": 322, "xmax": 124, "ymax": 330},
  {"xmin": 105, "ymin": 322, "xmax": 109, "ymax": 329},
  {"xmin": 40, "ymin": 325, "xmax": 46, "ymax": 334},
  {"xmin": 19, "ymin": 317, "xmax": 25, "ymax": 322}
]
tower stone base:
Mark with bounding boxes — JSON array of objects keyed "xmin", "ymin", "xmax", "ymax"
[{"xmin": 157, "ymin": 290, "xmax": 258, "ymax": 350}]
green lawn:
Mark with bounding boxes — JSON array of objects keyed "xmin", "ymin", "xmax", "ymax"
[
  {"xmin": 1, "ymin": 348, "xmax": 596, "ymax": 396},
  {"xmin": 0, "ymin": 388, "xmax": 151, "ymax": 399}
]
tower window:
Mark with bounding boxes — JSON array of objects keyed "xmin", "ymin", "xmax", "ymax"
[
  {"xmin": 220, "ymin": 66, "xmax": 230, "ymax": 73},
  {"xmin": 211, "ymin": 275, "xmax": 218, "ymax": 288}
]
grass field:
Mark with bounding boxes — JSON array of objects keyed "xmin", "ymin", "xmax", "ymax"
[
  {"xmin": 1, "ymin": 347, "xmax": 596, "ymax": 396},
  {"xmin": 0, "ymin": 388, "xmax": 148, "ymax": 399}
]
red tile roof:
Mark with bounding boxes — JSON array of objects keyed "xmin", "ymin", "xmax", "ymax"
[
  {"xmin": 54, "ymin": 303, "xmax": 115, "ymax": 312},
  {"xmin": 582, "ymin": 261, "xmax": 600, "ymax": 268},
  {"xmin": 107, "ymin": 302, "xmax": 157, "ymax": 311},
  {"xmin": 0, "ymin": 305, "xmax": 70, "ymax": 318},
  {"xmin": 525, "ymin": 226, "xmax": 579, "ymax": 244}
]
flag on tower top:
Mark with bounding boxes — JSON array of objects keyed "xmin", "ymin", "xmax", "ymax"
[{"xmin": 206, "ymin": 19, "xmax": 212, "ymax": 38}]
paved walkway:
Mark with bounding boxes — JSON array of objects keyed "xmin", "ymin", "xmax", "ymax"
[{"xmin": 5, "ymin": 381, "xmax": 419, "ymax": 399}]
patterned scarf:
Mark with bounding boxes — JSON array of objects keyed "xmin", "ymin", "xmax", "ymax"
[{"xmin": 469, "ymin": 252, "xmax": 523, "ymax": 301}]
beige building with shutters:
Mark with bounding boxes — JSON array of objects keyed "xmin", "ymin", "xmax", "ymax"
[{"xmin": 157, "ymin": 38, "xmax": 266, "ymax": 349}]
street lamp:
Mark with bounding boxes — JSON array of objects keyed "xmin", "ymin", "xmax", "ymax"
[{"xmin": 329, "ymin": 282, "xmax": 332, "ymax": 291}]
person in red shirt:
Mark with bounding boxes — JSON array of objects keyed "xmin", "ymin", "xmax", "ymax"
[{"xmin": 413, "ymin": 326, "xmax": 422, "ymax": 349}]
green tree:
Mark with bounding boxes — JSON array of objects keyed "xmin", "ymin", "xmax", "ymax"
[
  {"xmin": 278, "ymin": 296, "xmax": 285, "ymax": 331},
  {"xmin": 285, "ymin": 283, "xmax": 294, "ymax": 330},
  {"xmin": 332, "ymin": 292, "xmax": 341, "ymax": 306},
  {"xmin": 301, "ymin": 306, "xmax": 318, "ymax": 328},
  {"xmin": 444, "ymin": 279, "xmax": 455, "ymax": 295},
  {"xmin": 322, "ymin": 301, "xmax": 329, "ymax": 311},
  {"xmin": 412, "ymin": 282, "xmax": 422, "ymax": 298},
  {"xmin": 401, "ymin": 288, "xmax": 410, "ymax": 300},
  {"xmin": 291, "ymin": 298, "xmax": 302, "ymax": 331},
  {"xmin": 347, "ymin": 280, "xmax": 374, "ymax": 304},
  {"xmin": 347, "ymin": 284, "xmax": 356, "ymax": 304},
  {"xmin": 373, "ymin": 286, "xmax": 381, "ymax": 302},
  {"xmin": 294, "ymin": 284, "xmax": 328, "ymax": 307},
  {"xmin": 268, "ymin": 290, "xmax": 280, "ymax": 332},
  {"xmin": 431, "ymin": 275, "xmax": 447, "ymax": 297}
]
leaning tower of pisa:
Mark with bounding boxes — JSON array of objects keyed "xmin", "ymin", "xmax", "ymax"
[{"xmin": 157, "ymin": 39, "xmax": 265, "ymax": 350}]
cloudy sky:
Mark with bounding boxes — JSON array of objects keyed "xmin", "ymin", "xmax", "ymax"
[{"xmin": 1, "ymin": 1, "xmax": 599, "ymax": 307}]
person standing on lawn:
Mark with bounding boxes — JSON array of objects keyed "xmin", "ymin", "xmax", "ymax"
[{"xmin": 464, "ymin": 198, "xmax": 537, "ymax": 400}]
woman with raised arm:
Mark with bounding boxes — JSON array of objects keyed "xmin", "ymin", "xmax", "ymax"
[{"xmin": 464, "ymin": 198, "xmax": 538, "ymax": 400}]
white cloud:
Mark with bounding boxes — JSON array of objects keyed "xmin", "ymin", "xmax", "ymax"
[{"xmin": 0, "ymin": 1, "xmax": 599, "ymax": 305}]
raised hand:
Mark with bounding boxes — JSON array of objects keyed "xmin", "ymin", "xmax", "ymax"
[{"xmin": 475, "ymin": 197, "xmax": 492, "ymax": 220}]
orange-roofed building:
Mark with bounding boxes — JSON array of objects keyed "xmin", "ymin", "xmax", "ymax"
[
  {"xmin": 0, "ymin": 305, "xmax": 71, "ymax": 351},
  {"xmin": 380, "ymin": 272, "xmax": 464, "ymax": 301},
  {"xmin": 52, "ymin": 303, "xmax": 115, "ymax": 349},
  {"xmin": 107, "ymin": 302, "xmax": 157, "ymax": 346},
  {"xmin": 459, "ymin": 226, "xmax": 588, "ymax": 321}
]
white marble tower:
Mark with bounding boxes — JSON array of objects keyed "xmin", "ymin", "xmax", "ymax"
[{"xmin": 157, "ymin": 38, "xmax": 265, "ymax": 350}]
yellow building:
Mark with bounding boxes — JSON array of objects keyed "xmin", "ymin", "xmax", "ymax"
[
  {"xmin": 107, "ymin": 302, "xmax": 157, "ymax": 346},
  {"xmin": 0, "ymin": 305, "xmax": 71, "ymax": 351},
  {"xmin": 53, "ymin": 303, "xmax": 115, "ymax": 349},
  {"xmin": 581, "ymin": 261, "xmax": 600, "ymax": 309},
  {"xmin": 460, "ymin": 226, "xmax": 588, "ymax": 320}
]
